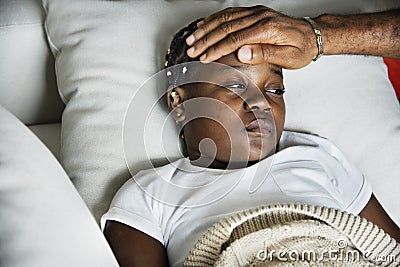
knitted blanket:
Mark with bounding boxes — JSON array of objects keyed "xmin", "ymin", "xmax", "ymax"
[{"xmin": 183, "ymin": 204, "xmax": 400, "ymax": 266}]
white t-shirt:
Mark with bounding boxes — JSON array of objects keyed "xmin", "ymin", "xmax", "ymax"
[{"xmin": 101, "ymin": 131, "xmax": 372, "ymax": 267}]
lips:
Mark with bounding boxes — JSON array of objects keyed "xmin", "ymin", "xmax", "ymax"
[{"xmin": 245, "ymin": 119, "xmax": 272, "ymax": 135}]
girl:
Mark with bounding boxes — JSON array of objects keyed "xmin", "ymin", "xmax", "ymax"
[{"xmin": 102, "ymin": 18, "xmax": 400, "ymax": 267}]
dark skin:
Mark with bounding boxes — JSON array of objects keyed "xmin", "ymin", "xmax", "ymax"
[
  {"xmin": 185, "ymin": 6, "xmax": 400, "ymax": 68},
  {"xmin": 171, "ymin": 53, "xmax": 285, "ymax": 168},
  {"xmin": 105, "ymin": 193, "xmax": 400, "ymax": 267},
  {"xmin": 105, "ymin": 52, "xmax": 400, "ymax": 267},
  {"xmin": 104, "ymin": 221, "xmax": 169, "ymax": 267}
]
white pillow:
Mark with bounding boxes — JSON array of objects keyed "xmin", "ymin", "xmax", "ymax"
[
  {"xmin": 0, "ymin": 0, "xmax": 64, "ymax": 125},
  {"xmin": 0, "ymin": 105, "xmax": 118, "ymax": 267},
  {"xmin": 28, "ymin": 123, "xmax": 62, "ymax": 160},
  {"xmin": 42, "ymin": 0, "xmax": 400, "ymax": 225}
]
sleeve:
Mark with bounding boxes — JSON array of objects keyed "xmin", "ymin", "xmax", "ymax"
[
  {"xmin": 343, "ymin": 175, "xmax": 372, "ymax": 215},
  {"xmin": 100, "ymin": 176, "xmax": 165, "ymax": 245},
  {"xmin": 316, "ymin": 136, "xmax": 373, "ymax": 215}
]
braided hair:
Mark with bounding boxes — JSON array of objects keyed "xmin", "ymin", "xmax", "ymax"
[{"xmin": 164, "ymin": 18, "xmax": 204, "ymax": 87}]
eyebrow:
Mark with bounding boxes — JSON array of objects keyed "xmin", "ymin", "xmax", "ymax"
[
  {"xmin": 229, "ymin": 65, "xmax": 283, "ymax": 78},
  {"xmin": 222, "ymin": 65, "xmax": 283, "ymax": 79},
  {"xmin": 271, "ymin": 68, "xmax": 283, "ymax": 78}
]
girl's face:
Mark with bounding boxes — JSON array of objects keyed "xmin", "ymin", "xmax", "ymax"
[{"xmin": 168, "ymin": 53, "xmax": 285, "ymax": 169}]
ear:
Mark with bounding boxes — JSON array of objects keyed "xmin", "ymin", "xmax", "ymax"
[
  {"xmin": 167, "ymin": 86, "xmax": 186, "ymax": 122},
  {"xmin": 167, "ymin": 86, "xmax": 185, "ymax": 109}
]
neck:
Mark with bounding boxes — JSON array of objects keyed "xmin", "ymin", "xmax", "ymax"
[
  {"xmin": 186, "ymin": 143, "xmax": 281, "ymax": 170},
  {"xmin": 188, "ymin": 154, "xmax": 262, "ymax": 170}
]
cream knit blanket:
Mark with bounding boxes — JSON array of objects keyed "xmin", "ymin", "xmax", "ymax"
[{"xmin": 183, "ymin": 204, "xmax": 400, "ymax": 266}]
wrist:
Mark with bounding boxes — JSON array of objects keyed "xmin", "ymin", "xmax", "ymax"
[
  {"xmin": 314, "ymin": 13, "xmax": 370, "ymax": 56},
  {"xmin": 313, "ymin": 10, "xmax": 399, "ymax": 58},
  {"xmin": 302, "ymin": 17, "xmax": 324, "ymax": 61},
  {"xmin": 313, "ymin": 14, "xmax": 337, "ymax": 56}
]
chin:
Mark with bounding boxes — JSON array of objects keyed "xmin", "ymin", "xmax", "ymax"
[{"xmin": 248, "ymin": 145, "xmax": 276, "ymax": 161}]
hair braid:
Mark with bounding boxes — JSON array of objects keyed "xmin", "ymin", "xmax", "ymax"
[{"xmin": 165, "ymin": 18, "xmax": 203, "ymax": 70}]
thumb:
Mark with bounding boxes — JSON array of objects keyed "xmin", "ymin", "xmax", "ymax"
[{"xmin": 238, "ymin": 44, "xmax": 308, "ymax": 69}]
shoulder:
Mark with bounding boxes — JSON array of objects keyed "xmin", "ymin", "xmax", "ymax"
[
  {"xmin": 276, "ymin": 131, "xmax": 372, "ymax": 214},
  {"xmin": 101, "ymin": 159, "xmax": 185, "ymax": 244},
  {"xmin": 277, "ymin": 130, "xmax": 355, "ymax": 172},
  {"xmin": 278, "ymin": 131, "xmax": 349, "ymax": 161},
  {"xmin": 279, "ymin": 131, "xmax": 331, "ymax": 150},
  {"xmin": 119, "ymin": 158, "xmax": 184, "ymax": 191}
]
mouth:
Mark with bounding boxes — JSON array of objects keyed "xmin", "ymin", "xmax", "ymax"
[{"xmin": 245, "ymin": 119, "xmax": 273, "ymax": 136}]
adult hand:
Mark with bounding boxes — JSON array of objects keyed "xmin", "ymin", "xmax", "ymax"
[{"xmin": 186, "ymin": 5, "xmax": 318, "ymax": 69}]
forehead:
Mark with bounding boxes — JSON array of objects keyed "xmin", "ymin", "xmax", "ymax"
[
  {"xmin": 176, "ymin": 52, "xmax": 283, "ymax": 95},
  {"xmin": 215, "ymin": 52, "xmax": 281, "ymax": 74},
  {"xmin": 215, "ymin": 52, "xmax": 245, "ymax": 66}
]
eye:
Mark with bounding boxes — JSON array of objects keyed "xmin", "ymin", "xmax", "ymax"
[
  {"xmin": 223, "ymin": 81, "xmax": 248, "ymax": 95},
  {"xmin": 225, "ymin": 82, "xmax": 246, "ymax": 90},
  {"xmin": 265, "ymin": 88, "xmax": 285, "ymax": 95}
]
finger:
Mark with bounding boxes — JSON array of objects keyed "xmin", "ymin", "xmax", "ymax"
[
  {"xmin": 187, "ymin": 12, "xmax": 268, "ymax": 59},
  {"xmin": 202, "ymin": 6, "xmax": 257, "ymax": 25},
  {"xmin": 238, "ymin": 44, "xmax": 310, "ymax": 69},
  {"xmin": 198, "ymin": 24, "xmax": 267, "ymax": 63},
  {"xmin": 187, "ymin": 8, "xmax": 254, "ymax": 48},
  {"xmin": 186, "ymin": 6, "xmax": 263, "ymax": 47}
]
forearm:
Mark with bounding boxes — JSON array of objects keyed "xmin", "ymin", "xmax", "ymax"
[{"xmin": 315, "ymin": 9, "xmax": 400, "ymax": 58}]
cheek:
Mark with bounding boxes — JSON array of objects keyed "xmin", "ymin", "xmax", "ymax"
[
  {"xmin": 186, "ymin": 115, "xmax": 243, "ymax": 142},
  {"xmin": 184, "ymin": 117, "xmax": 228, "ymax": 145},
  {"xmin": 272, "ymin": 100, "xmax": 285, "ymax": 129},
  {"xmin": 183, "ymin": 115, "xmax": 249, "ymax": 160}
]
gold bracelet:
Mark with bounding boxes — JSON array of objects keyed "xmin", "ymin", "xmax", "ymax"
[{"xmin": 302, "ymin": 16, "xmax": 324, "ymax": 61}]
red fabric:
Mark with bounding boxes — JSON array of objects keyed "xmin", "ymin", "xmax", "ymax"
[{"xmin": 383, "ymin": 58, "xmax": 400, "ymax": 100}]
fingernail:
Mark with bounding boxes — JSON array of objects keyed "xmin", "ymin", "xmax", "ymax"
[
  {"xmin": 200, "ymin": 54, "xmax": 207, "ymax": 61},
  {"xmin": 187, "ymin": 47, "xmax": 195, "ymax": 55},
  {"xmin": 186, "ymin": 35, "xmax": 195, "ymax": 45},
  {"xmin": 239, "ymin": 46, "xmax": 253, "ymax": 62},
  {"xmin": 197, "ymin": 20, "xmax": 204, "ymax": 28}
]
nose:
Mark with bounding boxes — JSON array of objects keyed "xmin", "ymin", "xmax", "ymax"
[{"xmin": 242, "ymin": 87, "xmax": 270, "ymax": 112}]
